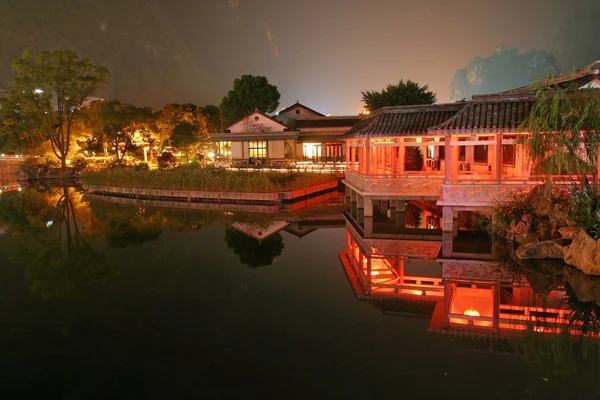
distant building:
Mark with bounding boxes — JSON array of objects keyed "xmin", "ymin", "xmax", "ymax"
[{"xmin": 209, "ymin": 102, "xmax": 363, "ymax": 166}]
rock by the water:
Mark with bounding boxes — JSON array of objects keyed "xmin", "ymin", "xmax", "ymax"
[
  {"xmin": 516, "ymin": 240, "xmax": 566, "ymax": 260},
  {"xmin": 529, "ymin": 184, "xmax": 560, "ymax": 218},
  {"xmin": 564, "ymin": 230, "xmax": 600, "ymax": 275},
  {"xmin": 549, "ymin": 203, "xmax": 569, "ymax": 228},
  {"xmin": 559, "ymin": 226, "xmax": 580, "ymax": 239},
  {"xmin": 513, "ymin": 220, "xmax": 537, "ymax": 244}
]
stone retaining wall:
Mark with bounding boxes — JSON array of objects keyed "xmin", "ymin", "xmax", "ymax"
[{"xmin": 84, "ymin": 180, "xmax": 339, "ymax": 204}]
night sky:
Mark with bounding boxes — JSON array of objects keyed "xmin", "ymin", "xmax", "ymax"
[{"xmin": 1, "ymin": 0, "xmax": 599, "ymax": 114}]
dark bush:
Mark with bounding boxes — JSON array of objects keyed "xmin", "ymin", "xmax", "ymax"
[{"xmin": 71, "ymin": 157, "xmax": 88, "ymax": 172}]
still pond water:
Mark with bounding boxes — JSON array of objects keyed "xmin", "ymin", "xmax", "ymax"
[{"xmin": 0, "ymin": 186, "xmax": 598, "ymax": 399}]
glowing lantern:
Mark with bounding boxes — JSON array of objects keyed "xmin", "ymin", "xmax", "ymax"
[
  {"xmin": 463, "ymin": 306, "xmax": 480, "ymax": 317},
  {"xmin": 413, "ymin": 290, "xmax": 424, "ymax": 296}
]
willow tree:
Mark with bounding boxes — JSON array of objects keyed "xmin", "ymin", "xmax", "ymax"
[
  {"xmin": 3, "ymin": 50, "xmax": 109, "ymax": 168},
  {"xmin": 523, "ymin": 86, "xmax": 600, "ymax": 189}
]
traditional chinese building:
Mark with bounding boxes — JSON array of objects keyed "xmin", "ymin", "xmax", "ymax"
[
  {"xmin": 210, "ymin": 103, "xmax": 362, "ymax": 166},
  {"xmin": 342, "ymin": 61, "xmax": 600, "ymax": 235},
  {"xmin": 210, "ymin": 109, "xmax": 298, "ymax": 167}
]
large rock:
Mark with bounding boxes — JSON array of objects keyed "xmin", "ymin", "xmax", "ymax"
[
  {"xmin": 559, "ymin": 226, "xmax": 580, "ymax": 239},
  {"xmin": 513, "ymin": 219, "xmax": 537, "ymax": 244},
  {"xmin": 529, "ymin": 184, "xmax": 560, "ymax": 218},
  {"xmin": 515, "ymin": 240, "xmax": 566, "ymax": 260},
  {"xmin": 564, "ymin": 230, "xmax": 600, "ymax": 275},
  {"xmin": 549, "ymin": 203, "xmax": 569, "ymax": 228}
]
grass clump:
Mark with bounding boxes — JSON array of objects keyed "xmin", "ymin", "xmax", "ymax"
[{"xmin": 82, "ymin": 165, "xmax": 337, "ymax": 193}]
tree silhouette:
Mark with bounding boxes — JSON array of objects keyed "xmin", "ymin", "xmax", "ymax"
[
  {"xmin": 361, "ymin": 79, "xmax": 435, "ymax": 112},
  {"xmin": 219, "ymin": 75, "xmax": 280, "ymax": 126},
  {"xmin": 224, "ymin": 228, "xmax": 284, "ymax": 268}
]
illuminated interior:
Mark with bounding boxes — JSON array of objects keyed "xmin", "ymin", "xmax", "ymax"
[
  {"xmin": 303, "ymin": 143, "xmax": 321, "ymax": 160},
  {"xmin": 341, "ymin": 226, "xmax": 592, "ymax": 337},
  {"xmin": 449, "ymin": 287, "xmax": 494, "ymax": 328}
]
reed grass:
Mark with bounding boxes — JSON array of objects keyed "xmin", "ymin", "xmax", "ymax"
[{"xmin": 82, "ymin": 166, "xmax": 337, "ymax": 193}]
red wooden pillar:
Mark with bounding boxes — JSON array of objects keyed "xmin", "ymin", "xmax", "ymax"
[
  {"xmin": 495, "ymin": 133, "xmax": 503, "ymax": 183},
  {"xmin": 365, "ymin": 138, "xmax": 371, "ymax": 175},
  {"xmin": 345, "ymin": 141, "xmax": 351, "ymax": 170}
]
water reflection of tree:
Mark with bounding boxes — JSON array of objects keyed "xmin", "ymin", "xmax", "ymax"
[
  {"xmin": 1, "ymin": 187, "xmax": 118, "ymax": 299},
  {"xmin": 88, "ymin": 202, "xmax": 163, "ymax": 248},
  {"xmin": 224, "ymin": 228, "xmax": 284, "ymax": 268}
]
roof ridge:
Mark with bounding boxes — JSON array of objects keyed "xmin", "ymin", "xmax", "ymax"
[{"xmin": 225, "ymin": 109, "xmax": 288, "ymax": 130}]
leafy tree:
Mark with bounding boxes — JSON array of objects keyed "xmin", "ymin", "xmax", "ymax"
[
  {"xmin": 522, "ymin": 85, "xmax": 600, "ymax": 189},
  {"xmin": 0, "ymin": 103, "xmax": 47, "ymax": 154},
  {"xmin": 450, "ymin": 47, "xmax": 560, "ymax": 101},
  {"xmin": 361, "ymin": 79, "xmax": 435, "ymax": 112},
  {"xmin": 219, "ymin": 75, "xmax": 280, "ymax": 126},
  {"xmin": 201, "ymin": 105, "xmax": 222, "ymax": 133},
  {"xmin": 156, "ymin": 103, "xmax": 208, "ymax": 157},
  {"xmin": 95, "ymin": 100, "xmax": 156, "ymax": 163},
  {"xmin": 224, "ymin": 228, "xmax": 284, "ymax": 268},
  {"xmin": 1, "ymin": 49, "xmax": 109, "ymax": 168}
]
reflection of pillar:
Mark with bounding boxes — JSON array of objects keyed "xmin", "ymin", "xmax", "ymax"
[
  {"xmin": 453, "ymin": 213, "xmax": 459, "ymax": 238},
  {"xmin": 493, "ymin": 284, "xmax": 500, "ymax": 332},
  {"xmin": 443, "ymin": 283, "xmax": 452, "ymax": 328},
  {"xmin": 380, "ymin": 200, "xmax": 389, "ymax": 215},
  {"xmin": 364, "ymin": 216, "xmax": 374, "ymax": 238},
  {"xmin": 396, "ymin": 200, "xmax": 406, "ymax": 212},
  {"xmin": 366, "ymin": 257, "xmax": 372, "ymax": 290},
  {"xmin": 364, "ymin": 196, "xmax": 373, "ymax": 217},
  {"xmin": 398, "ymin": 256, "xmax": 405, "ymax": 285},
  {"xmin": 396, "ymin": 212, "xmax": 405, "ymax": 228}
]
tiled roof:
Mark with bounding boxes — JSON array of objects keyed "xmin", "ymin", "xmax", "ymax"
[
  {"xmin": 499, "ymin": 60, "xmax": 600, "ymax": 95},
  {"xmin": 277, "ymin": 101, "xmax": 325, "ymax": 117},
  {"xmin": 296, "ymin": 116, "xmax": 362, "ymax": 129},
  {"xmin": 342, "ymin": 104, "xmax": 464, "ymax": 138},
  {"xmin": 429, "ymin": 95, "xmax": 536, "ymax": 133}
]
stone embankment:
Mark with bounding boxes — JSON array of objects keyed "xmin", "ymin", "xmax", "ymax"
[{"xmin": 83, "ymin": 180, "xmax": 339, "ymax": 204}]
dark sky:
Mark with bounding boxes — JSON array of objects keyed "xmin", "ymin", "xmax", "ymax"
[{"xmin": 1, "ymin": 0, "xmax": 599, "ymax": 114}]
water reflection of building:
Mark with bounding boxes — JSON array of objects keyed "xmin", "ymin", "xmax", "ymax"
[{"xmin": 339, "ymin": 210, "xmax": 578, "ymax": 338}]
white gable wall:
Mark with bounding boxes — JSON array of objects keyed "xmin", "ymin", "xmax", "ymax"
[{"xmin": 228, "ymin": 112, "xmax": 286, "ymax": 133}]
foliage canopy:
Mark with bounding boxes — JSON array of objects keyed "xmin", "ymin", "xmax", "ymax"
[{"xmin": 361, "ymin": 79, "xmax": 435, "ymax": 112}]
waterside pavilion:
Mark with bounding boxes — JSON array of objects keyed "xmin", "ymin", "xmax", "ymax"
[{"xmin": 343, "ymin": 62, "xmax": 600, "ymax": 235}]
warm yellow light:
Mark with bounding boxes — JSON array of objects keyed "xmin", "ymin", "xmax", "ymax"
[
  {"xmin": 413, "ymin": 290, "xmax": 424, "ymax": 296},
  {"xmin": 371, "ymin": 271, "xmax": 380, "ymax": 276},
  {"xmin": 463, "ymin": 306, "xmax": 480, "ymax": 317},
  {"xmin": 66, "ymin": 159, "xmax": 71, "ymax": 165}
]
